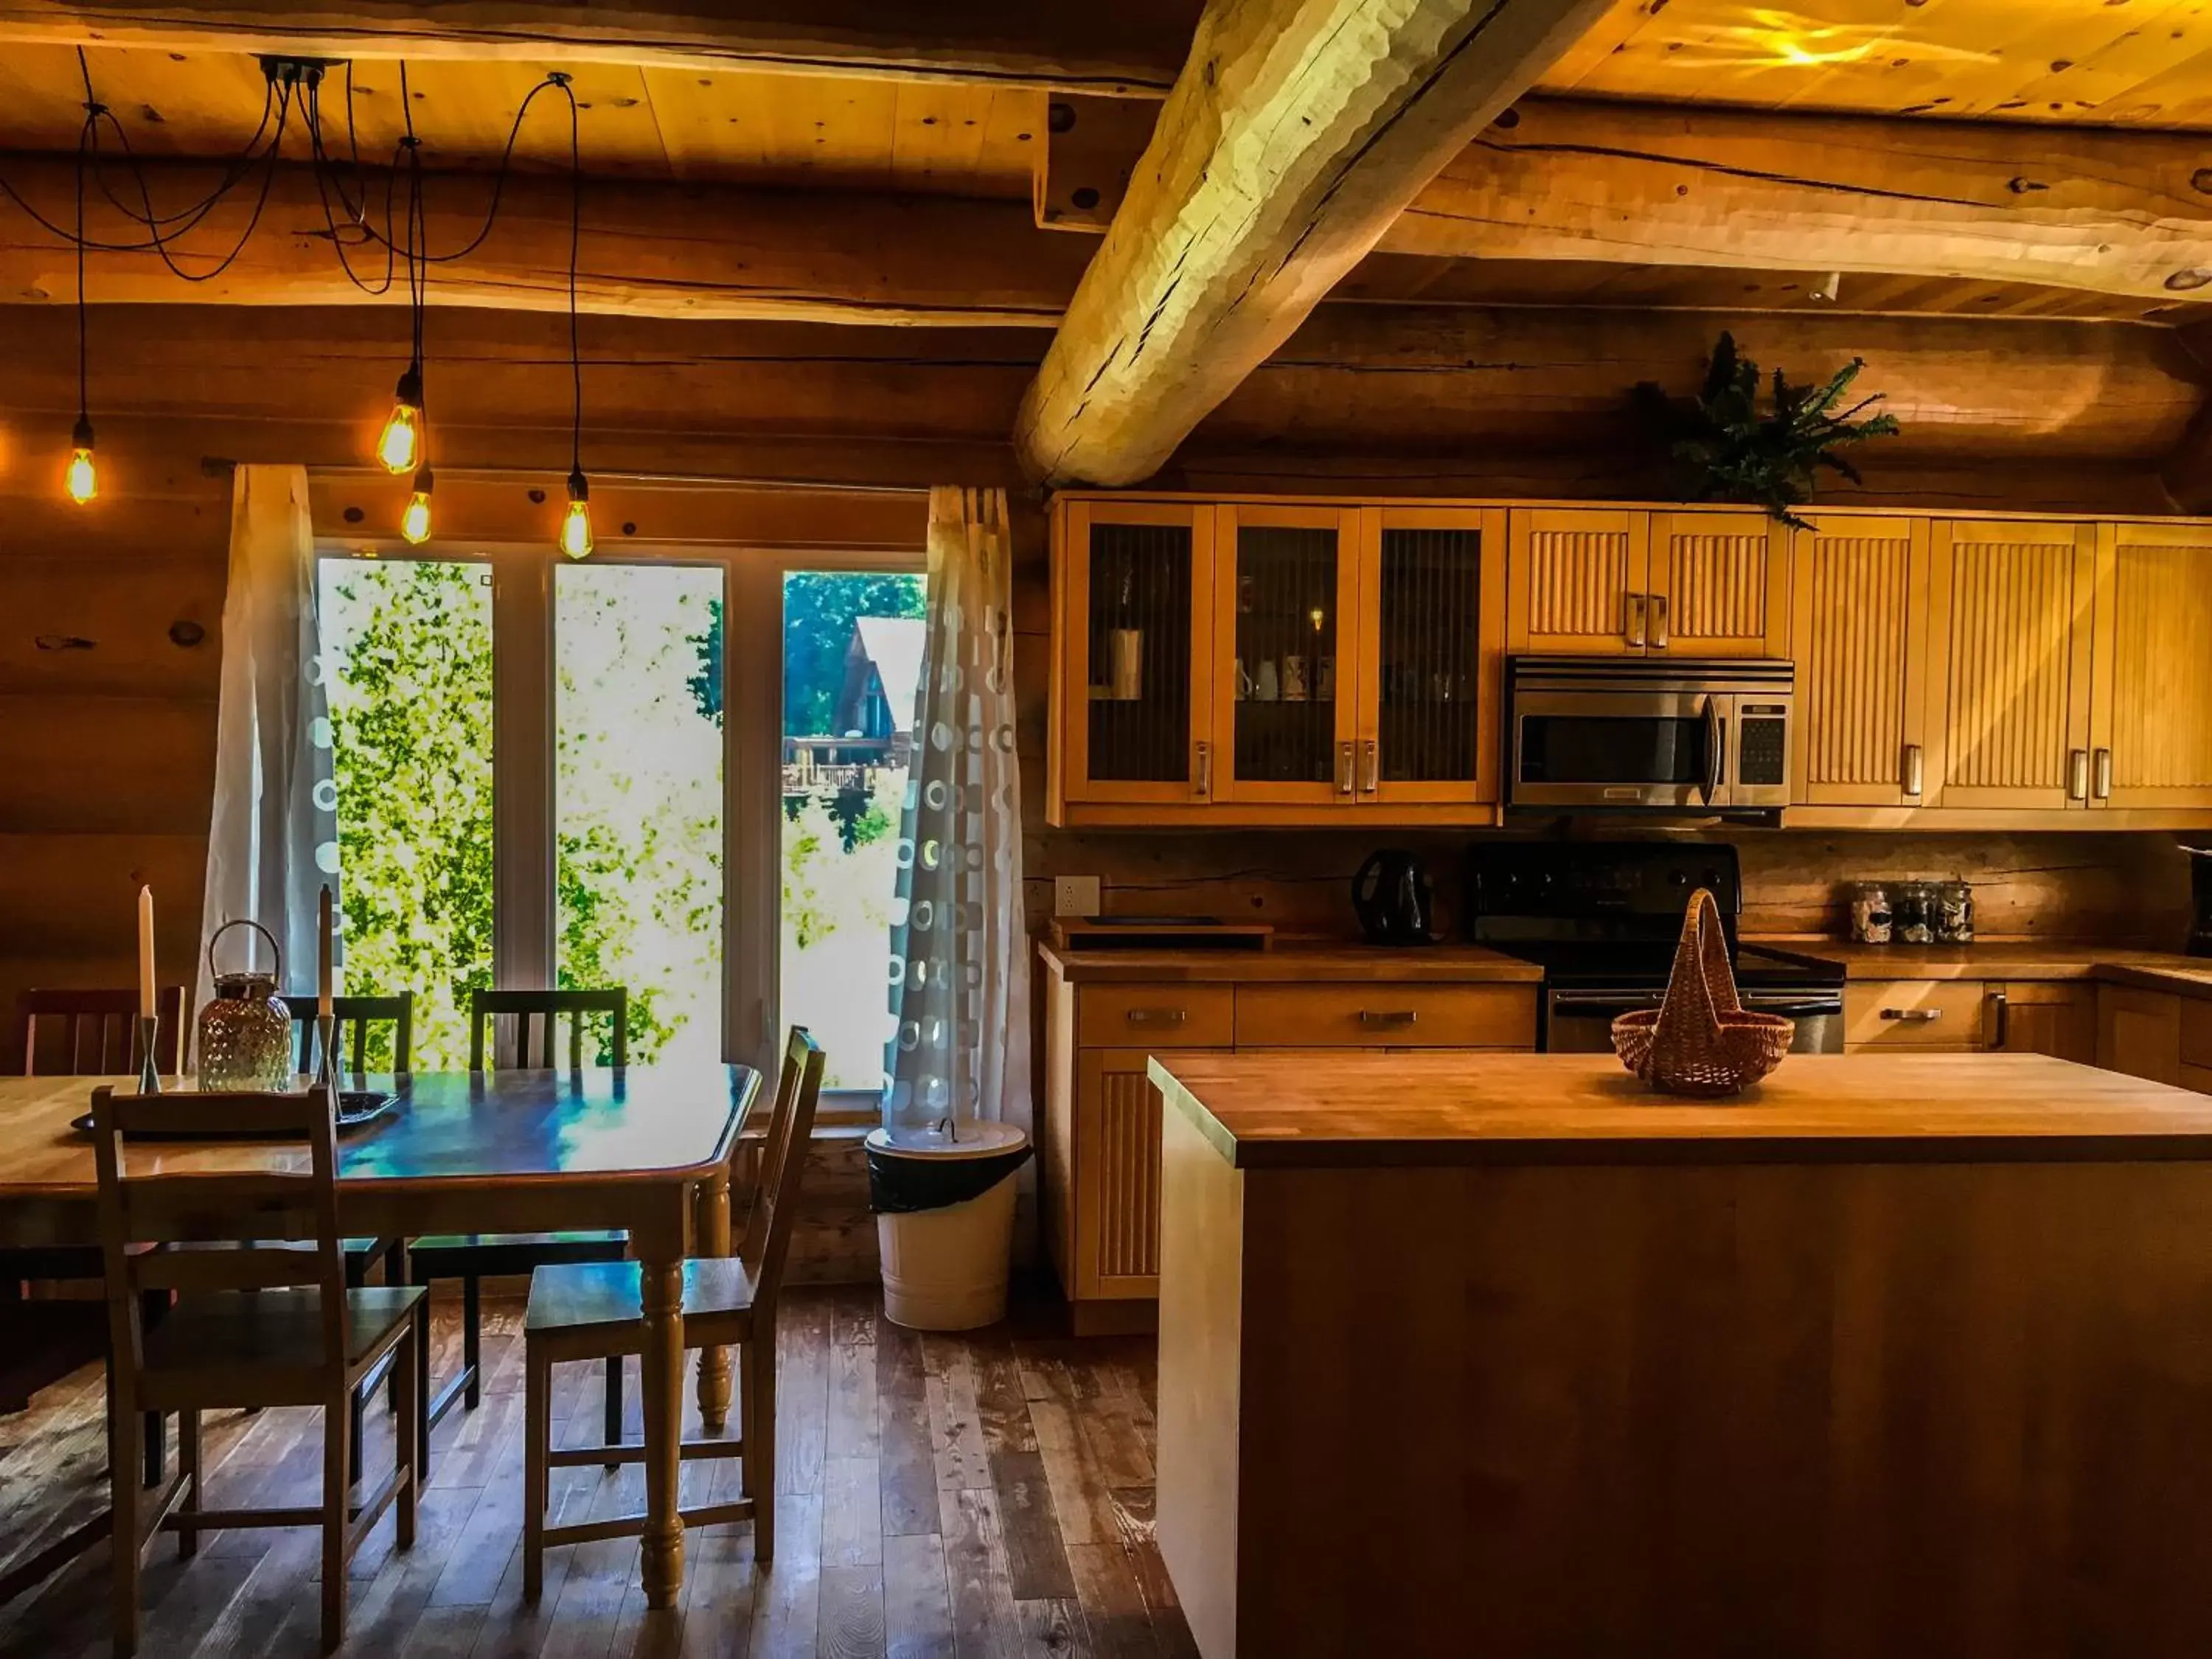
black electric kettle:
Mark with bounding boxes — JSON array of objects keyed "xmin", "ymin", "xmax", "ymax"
[{"xmin": 1352, "ymin": 850, "xmax": 1436, "ymax": 946}]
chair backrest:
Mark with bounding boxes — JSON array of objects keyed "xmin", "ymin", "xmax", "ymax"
[
  {"xmin": 278, "ymin": 992, "xmax": 415, "ymax": 1074},
  {"xmin": 92, "ymin": 1085, "xmax": 346, "ymax": 1385},
  {"xmin": 21, "ymin": 987, "xmax": 188, "ymax": 1077},
  {"xmin": 739, "ymin": 1028, "xmax": 826, "ymax": 1313},
  {"xmin": 469, "ymin": 988, "xmax": 627, "ymax": 1071}
]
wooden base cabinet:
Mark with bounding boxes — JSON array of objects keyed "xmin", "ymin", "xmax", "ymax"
[{"xmin": 1845, "ymin": 979, "xmax": 2096, "ymax": 1061}]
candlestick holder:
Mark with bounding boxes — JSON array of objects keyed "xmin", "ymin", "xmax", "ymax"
[
  {"xmin": 136, "ymin": 1015, "xmax": 161, "ymax": 1096},
  {"xmin": 315, "ymin": 1012, "xmax": 341, "ymax": 1104}
]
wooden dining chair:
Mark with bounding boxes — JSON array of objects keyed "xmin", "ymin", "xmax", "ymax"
[
  {"xmin": 403, "ymin": 985, "xmax": 633, "ymax": 1472},
  {"xmin": 521, "ymin": 1029, "xmax": 824, "ymax": 1593},
  {"xmin": 278, "ymin": 991, "xmax": 417, "ymax": 1484},
  {"xmin": 92, "ymin": 1084, "xmax": 422, "ymax": 1657},
  {"xmin": 278, "ymin": 992, "xmax": 416, "ymax": 1076},
  {"xmin": 21, "ymin": 986, "xmax": 188, "ymax": 1076}
]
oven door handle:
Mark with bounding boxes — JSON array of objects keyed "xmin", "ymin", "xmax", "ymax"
[
  {"xmin": 1548, "ymin": 992, "xmax": 1660, "ymax": 1013},
  {"xmin": 1700, "ymin": 695, "xmax": 1723, "ymax": 807},
  {"xmin": 1739, "ymin": 996, "xmax": 1843, "ymax": 1019}
]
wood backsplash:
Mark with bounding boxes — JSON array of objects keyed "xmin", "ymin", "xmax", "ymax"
[{"xmin": 1022, "ymin": 829, "xmax": 2194, "ymax": 947}]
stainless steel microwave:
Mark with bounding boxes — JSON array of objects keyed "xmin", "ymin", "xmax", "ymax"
[{"xmin": 1503, "ymin": 656, "xmax": 1795, "ymax": 818}]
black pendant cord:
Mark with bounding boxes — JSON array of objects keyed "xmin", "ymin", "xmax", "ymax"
[
  {"xmin": 556, "ymin": 71, "xmax": 583, "ymax": 481},
  {"xmin": 74, "ymin": 93, "xmax": 89, "ymax": 436}
]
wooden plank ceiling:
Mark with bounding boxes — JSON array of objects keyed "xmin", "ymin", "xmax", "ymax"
[
  {"xmin": 0, "ymin": 44, "xmax": 1047, "ymax": 196},
  {"xmin": 1547, "ymin": 0, "xmax": 2212, "ymax": 128}
]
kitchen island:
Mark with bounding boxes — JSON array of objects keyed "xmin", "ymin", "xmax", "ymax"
[{"xmin": 1152, "ymin": 1051, "xmax": 2212, "ymax": 1659}]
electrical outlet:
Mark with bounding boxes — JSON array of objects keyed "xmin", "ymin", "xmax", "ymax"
[{"xmin": 1054, "ymin": 875, "xmax": 1102, "ymax": 918}]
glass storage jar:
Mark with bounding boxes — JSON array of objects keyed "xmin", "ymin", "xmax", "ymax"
[
  {"xmin": 1935, "ymin": 880, "xmax": 1975, "ymax": 945},
  {"xmin": 1848, "ymin": 882, "xmax": 1893, "ymax": 945},
  {"xmin": 1893, "ymin": 881, "xmax": 1938, "ymax": 946},
  {"xmin": 194, "ymin": 919, "xmax": 295, "ymax": 1093}
]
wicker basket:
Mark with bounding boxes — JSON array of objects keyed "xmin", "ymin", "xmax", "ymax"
[{"xmin": 1613, "ymin": 889, "xmax": 1795, "ymax": 1098}]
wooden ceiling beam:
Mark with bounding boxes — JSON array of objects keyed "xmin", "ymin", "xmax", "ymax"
[
  {"xmin": 1013, "ymin": 0, "xmax": 1618, "ymax": 488},
  {"xmin": 0, "ymin": 0, "xmax": 1199, "ymax": 93},
  {"xmin": 0, "ymin": 155, "xmax": 1094, "ymax": 326}
]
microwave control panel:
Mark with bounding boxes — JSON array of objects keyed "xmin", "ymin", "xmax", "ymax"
[{"xmin": 1739, "ymin": 712, "xmax": 1789, "ymax": 786}]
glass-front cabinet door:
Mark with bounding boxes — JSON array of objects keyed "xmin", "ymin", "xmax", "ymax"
[
  {"xmin": 1356, "ymin": 506, "xmax": 1506, "ymax": 806},
  {"xmin": 1211, "ymin": 504, "xmax": 1363, "ymax": 805},
  {"xmin": 1059, "ymin": 500, "xmax": 1215, "ymax": 807}
]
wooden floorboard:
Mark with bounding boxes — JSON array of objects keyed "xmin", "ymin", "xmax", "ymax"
[{"xmin": 0, "ymin": 1288, "xmax": 1194, "ymax": 1658}]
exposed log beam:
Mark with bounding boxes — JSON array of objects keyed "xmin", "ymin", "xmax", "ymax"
[
  {"xmin": 1041, "ymin": 93, "xmax": 2212, "ymax": 306},
  {"xmin": 0, "ymin": 156, "xmax": 1093, "ymax": 326},
  {"xmin": 2159, "ymin": 316, "xmax": 2212, "ymax": 511},
  {"xmin": 1014, "ymin": 0, "xmax": 1618, "ymax": 487},
  {"xmin": 0, "ymin": 0, "xmax": 1200, "ymax": 92}
]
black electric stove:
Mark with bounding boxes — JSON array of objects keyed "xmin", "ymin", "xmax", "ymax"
[{"xmin": 1465, "ymin": 841, "xmax": 1845, "ymax": 1053}]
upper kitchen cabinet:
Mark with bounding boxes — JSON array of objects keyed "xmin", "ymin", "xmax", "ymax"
[
  {"xmin": 1211, "ymin": 504, "xmax": 1364, "ymax": 807},
  {"xmin": 1507, "ymin": 507, "xmax": 1649, "ymax": 654},
  {"xmin": 1053, "ymin": 498, "xmax": 1216, "ymax": 813},
  {"xmin": 1646, "ymin": 511, "xmax": 1791, "ymax": 658},
  {"xmin": 1924, "ymin": 519, "xmax": 2097, "ymax": 813},
  {"xmin": 1356, "ymin": 506, "xmax": 1508, "ymax": 807},
  {"xmin": 2090, "ymin": 522, "xmax": 2212, "ymax": 811},
  {"xmin": 1790, "ymin": 514, "xmax": 1932, "ymax": 808}
]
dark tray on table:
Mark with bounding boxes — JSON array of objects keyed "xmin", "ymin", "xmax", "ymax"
[{"xmin": 71, "ymin": 1090, "xmax": 399, "ymax": 1138}]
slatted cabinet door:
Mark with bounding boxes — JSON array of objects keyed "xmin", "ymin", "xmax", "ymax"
[
  {"xmin": 1057, "ymin": 499, "xmax": 1217, "ymax": 809},
  {"xmin": 1507, "ymin": 507, "xmax": 1650, "ymax": 654},
  {"xmin": 2090, "ymin": 521, "xmax": 2212, "ymax": 811},
  {"xmin": 1211, "ymin": 503, "xmax": 1364, "ymax": 807},
  {"xmin": 1790, "ymin": 515, "xmax": 1933, "ymax": 807},
  {"xmin": 1074, "ymin": 1048, "xmax": 1221, "ymax": 1299},
  {"xmin": 1925, "ymin": 518, "xmax": 2096, "ymax": 811},
  {"xmin": 1646, "ymin": 510, "xmax": 1790, "ymax": 658},
  {"xmin": 1355, "ymin": 505, "xmax": 1507, "ymax": 807}
]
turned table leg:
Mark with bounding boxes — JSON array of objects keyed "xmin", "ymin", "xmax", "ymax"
[
  {"xmin": 694, "ymin": 1172, "xmax": 733, "ymax": 1433},
  {"xmin": 637, "ymin": 1247, "xmax": 686, "ymax": 1610}
]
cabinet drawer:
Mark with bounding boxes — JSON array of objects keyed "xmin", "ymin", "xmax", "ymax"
[
  {"xmin": 1846, "ymin": 981, "xmax": 1991, "ymax": 1048},
  {"xmin": 1077, "ymin": 984, "xmax": 1235, "ymax": 1048},
  {"xmin": 1235, "ymin": 984, "xmax": 1536, "ymax": 1048}
]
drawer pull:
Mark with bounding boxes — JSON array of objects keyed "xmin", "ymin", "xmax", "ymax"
[
  {"xmin": 1880, "ymin": 1008, "xmax": 1941, "ymax": 1023},
  {"xmin": 1123, "ymin": 1007, "xmax": 1188, "ymax": 1026},
  {"xmin": 1357, "ymin": 1009, "xmax": 1419, "ymax": 1027}
]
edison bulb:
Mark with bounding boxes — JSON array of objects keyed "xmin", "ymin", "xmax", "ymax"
[
  {"xmin": 559, "ymin": 469, "xmax": 594, "ymax": 560},
  {"xmin": 64, "ymin": 415, "xmax": 97, "ymax": 505},
  {"xmin": 400, "ymin": 467, "xmax": 434, "ymax": 544},
  {"xmin": 378, "ymin": 366, "xmax": 424, "ymax": 474}
]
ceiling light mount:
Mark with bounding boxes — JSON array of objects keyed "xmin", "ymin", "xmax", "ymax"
[{"xmin": 257, "ymin": 55, "xmax": 347, "ymax": 91}]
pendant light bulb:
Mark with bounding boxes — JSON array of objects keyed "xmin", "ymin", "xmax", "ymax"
[
  {"xmin": 378, "ymin": 366, "xmax": 424, "ymax": 475},
  {"xmin": 400, "ymin": 466, "xmax": 434, "ymax": 545},
  {"xmin": 559, "ymin": 468, "xmax": 594, "ymax": 560},
  {"xmin": 64, "ymin": 414, "xmax": 97, "ymax": 506}
]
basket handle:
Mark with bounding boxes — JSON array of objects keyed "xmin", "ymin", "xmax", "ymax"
[
  {"xmin": 1649, "ymin": 889, "xmax": 1736, "ymax": 1054},
  {"xmin": 206, "ymin": 917, "xmax": 282, "ymax": 983}
]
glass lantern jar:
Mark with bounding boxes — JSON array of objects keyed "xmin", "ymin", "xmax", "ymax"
[{"xmin": 195, "ymin": 919, "xmax": 294, "ymax": 1093}]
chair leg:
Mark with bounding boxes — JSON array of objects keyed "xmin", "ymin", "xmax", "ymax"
[
  {"xmin": 321, "ymin": 1391, "xmax": 349, "ymax": 1654},
  {"xmin": 394, "ymin": 1324, "xmax": 418, "ymax": 1551},
  {"xmin": 140, "ymin": 1411, "xmax": 164, "ymax": 1489},
  {"xmin": 108, "ymin": 1391, "xmax": 142, "ymax": 1659},
  {"xmin": 348, "ymin": 1382, "xmax": 366, "ymax": 1487},
  {"xmin": 384, "ymin": 1244, "xmax": 407, "ymax": 1411},
  {"xmin": 524, "ymin": 1339, "xmax": 549, "ymax": 1603},
  {"xmin": 462, "ymin": 1275, "xmax": 482, "ymax": 1411},
  {"xmin": 414, "ymin": 1299, "xmax": 434, "ymax": 1483},
  {"xmin": 603, "ymin": 1354, "xmax": 623, "ymax": 1469},
  {"xmin": 745, "ymin": 1332, "xmax": 778, "ymax": 1563},
  {"xmin": 177, "ymin": 1410, "xmax": 201, "ymax": 1559}
]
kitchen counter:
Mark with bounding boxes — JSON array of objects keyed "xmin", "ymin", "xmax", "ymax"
[
  {"xmin": 1154, "ymin": 1048, "xmax": 2212, "ymax": 1658},
  {"xmin": 1036, "ymin": 939, "xmax": 1543, "ymax": 984},
  {"xmin": 1763, "ymin": 939, "xmax": 2212, "ymax": 1000}
]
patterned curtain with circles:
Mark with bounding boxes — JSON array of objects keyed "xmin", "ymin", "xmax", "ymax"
[
  {"xmin": 198, "ymin": 464, "xmax": 336, "ymax": 1034},
  {"xmin": 882, "ymin": 487, "xmax": 1031, "ymax": 1135}
]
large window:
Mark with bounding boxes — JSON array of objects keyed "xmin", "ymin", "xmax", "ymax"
[{"xmin": 318, "ymin": 536, "xmax": 922, "ymax": 1096}]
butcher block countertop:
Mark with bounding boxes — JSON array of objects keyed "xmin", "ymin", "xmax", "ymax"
[
  {"xmin": 1770, "ymin": 940, "xmax": 2212, "ymax": 1001},
  {"xmin": 1150, "ymin": 1051, "xmax": 2212, "ymax": 1169},
  {"xmin": 1036, "ymin": 940, "xmax": 1543, "ymax": 984}
]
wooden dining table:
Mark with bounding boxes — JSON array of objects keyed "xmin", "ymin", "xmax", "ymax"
[{"xmin": 0, "ymin": 1062, "xmax": 762, "ymax": 1610}]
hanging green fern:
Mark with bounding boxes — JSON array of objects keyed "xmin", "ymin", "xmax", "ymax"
[{"xmin": 1632, "ymin": 333, "xmax": 1901, "ymax": 532}]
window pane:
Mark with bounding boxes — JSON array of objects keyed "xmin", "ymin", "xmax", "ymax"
[
  {"xmin": 781, "ymin": 569, "xmax": 925, "ymax": 1093},
  {"xmin": 556, "ymin": 563, "xmax": 726, "ymax": 1067},
  {"xmin": 319, "ymin": 558, "xmax": 495, "ymax": 1070}
]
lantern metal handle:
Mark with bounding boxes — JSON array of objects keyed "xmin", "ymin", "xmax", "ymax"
[{"xmin": 206, "ymin": 917, "xmax": 283, "ymax": 984}]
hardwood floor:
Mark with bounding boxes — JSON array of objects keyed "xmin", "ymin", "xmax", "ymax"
[{"xmin": 0, "ymin": 1287, "xmax": 1196, "ymax": 1658}]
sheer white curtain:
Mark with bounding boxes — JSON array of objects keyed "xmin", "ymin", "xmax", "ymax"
[
  {"xmin": 197, "ymin": 465, "xmax": 333, "ymax": 1031},
  {"xmin": 883, "ymin": 487, "xmax": 1030, "ymax": 1134}
]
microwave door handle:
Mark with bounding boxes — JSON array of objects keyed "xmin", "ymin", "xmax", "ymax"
[{"xmin": 1700, "ymin": 696, "xmax": 1723, "ymax": 805}]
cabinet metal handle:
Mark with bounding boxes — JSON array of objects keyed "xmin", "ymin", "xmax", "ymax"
[
  {"xmin": 1626, "ymin": 593, "xmax": 1647, "ymax": 649},
  {"xmin": 1358, "ymin": 1009, "xmax": 1418, "ymax": 1027},
  {"xmin": 1360, "ymin": 738, "xmax": 1379, "ymax": 795},
  {"xmin": 1902, "ymin": 742, "xmax": 1924, "ymax": 799},
  {"xmin": 1988, "ymin": 988, "xmax": 2009, "ymax": 1049},
  {"xmin": 2067, "ymin": 748, "xmax": 2089, "ymax": 801},
  {"xmin": 1194, "ymin": 740, "xmax": 1211, "ymax": 799},
  {"xmin": 1649, "ymin": 592, "xmax": 1669, "ymax": 650},
  {"xmin": 1880, "ymin": 1007, "xmax": 1941, "ymax": 1023},
  {"xmin": 1124, "ymin": 1007, "xmax": 1188, "ymax": 1026},
  {"xmin": 1336, "ymin": 740, "xmax": 1355, "ymax": 796},
  {"xmin": 2094, "ymin": 747, "xmax": 2113, "ymax": 801}
]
